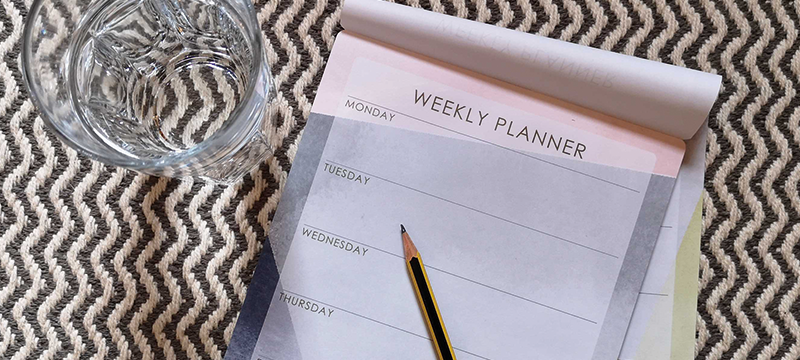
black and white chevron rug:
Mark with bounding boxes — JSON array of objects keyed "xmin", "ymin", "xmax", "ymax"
[{"xmin": 1, "ymin": 0, "xmax": 798, "ymax": 359}]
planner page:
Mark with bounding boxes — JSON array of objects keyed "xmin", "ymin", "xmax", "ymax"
[{"xmin": 226, "ymin": 32, "xmax": 685, "ymax": 360}]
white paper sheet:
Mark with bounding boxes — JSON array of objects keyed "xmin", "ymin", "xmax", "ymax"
[
  {"xmin": 242, "ymin": 33, "xmax": 684, "ymax": 360},
  {"xmin": 340, "ymin": 0, "xmax": 721, "ymax": 140}
]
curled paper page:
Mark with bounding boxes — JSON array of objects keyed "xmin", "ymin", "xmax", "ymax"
[{"xmin": 341, "ymin": 0, "xmax": 722, "ymax": 139}]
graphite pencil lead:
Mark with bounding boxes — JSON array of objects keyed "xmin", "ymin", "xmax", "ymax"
[{"xmin": 400, "ymin": 224, "xmax": 406, "ymax": 234}]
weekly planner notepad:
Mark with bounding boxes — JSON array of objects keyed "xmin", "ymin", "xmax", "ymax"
[
  {"xmin": 225, "ymin": 1, "xmax": 721, "ymax": 359},
  {"xmin": 231, "ymin": 35, "xmax": 682, "ymax": 359}
]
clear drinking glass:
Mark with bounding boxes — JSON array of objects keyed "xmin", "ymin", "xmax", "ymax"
[{"xmin": 22, "ymin": 0, "xmax": 275, "ymax": 183}]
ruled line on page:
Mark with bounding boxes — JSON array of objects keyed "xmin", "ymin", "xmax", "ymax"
[
  {"xmin": 325, "ymin": 159, "xmax": 619, "ymax": 259},
  {"xmin": 345, "ymin": 95, "xmax": 641, "ymax": 193},
  {"xmin": 281, "ymin": 289, "xmax": 491, "ymax": 360},
  {"xmin": 302, "ymin": 224, "xmax": 598, "ymax": 324}
]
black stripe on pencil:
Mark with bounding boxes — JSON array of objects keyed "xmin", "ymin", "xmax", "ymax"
[{"xmin": 401, "ymin": 224, "xmax": 457, "ymax": 360}]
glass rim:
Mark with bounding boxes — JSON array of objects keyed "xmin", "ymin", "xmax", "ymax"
[{"xmin": 21, "ymin": 0, "xmax": 271, "ymax": 173}]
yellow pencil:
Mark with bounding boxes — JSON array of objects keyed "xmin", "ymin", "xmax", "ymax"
[{"xmin": 401, "ymin": 224, "xmax": 457, "ymax": 360}]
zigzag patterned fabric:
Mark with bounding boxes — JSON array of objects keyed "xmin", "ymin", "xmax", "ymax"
[{"xmin": 0, "ymin": 0, "xmax": 798, "ymax": 359}]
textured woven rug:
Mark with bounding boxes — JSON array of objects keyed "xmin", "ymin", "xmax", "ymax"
[{"xmin": 0, "ymin": 0, "xmax": 798, "ymax": 359}]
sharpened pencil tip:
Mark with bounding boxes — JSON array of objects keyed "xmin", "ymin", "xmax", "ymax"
[{"xmin": 401, "ymin": 226, "xmax": 417, "ymax": 260}]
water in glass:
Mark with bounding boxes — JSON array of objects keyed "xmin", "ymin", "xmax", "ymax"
[{"xmin": 23, "ymin": 0, "xmax": 275, "ymax": 182}]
